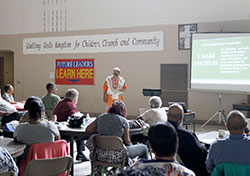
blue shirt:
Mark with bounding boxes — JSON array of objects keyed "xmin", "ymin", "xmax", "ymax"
[{"xmin": 206, "ymin": 134, "xmax": 250, "ymax": 174}]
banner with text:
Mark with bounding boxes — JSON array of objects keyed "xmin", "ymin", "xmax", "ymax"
[
  {"xmin": 55, "ymin": 59, "xmax": 94, "ymax": 85},
  {"xmin": 23, "ymin": 31, "xmax": 163, "ymax": 54}
]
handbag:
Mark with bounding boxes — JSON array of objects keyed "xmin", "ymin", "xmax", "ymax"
[
  {"xmin": 129, "ymin": 119, "xmax": 144, "ymax": 129},
  {"xmin": 68, "ymin": 114, "xmax": 85, "ymax": 128}
]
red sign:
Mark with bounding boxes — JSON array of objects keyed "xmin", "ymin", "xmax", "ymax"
[{"xmin": 55, "ymin": 59, "xmax": 94, "ymax": 85}]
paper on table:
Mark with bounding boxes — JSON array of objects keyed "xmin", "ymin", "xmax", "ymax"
[{"xmin": 72, "ymin": 112, "xmax": 84, "ymax": 117}]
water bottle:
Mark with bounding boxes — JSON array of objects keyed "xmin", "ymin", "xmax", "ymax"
[
  {"xmin": 82, "ymin": 116, "xmax": 88, "ymax": 127},
  {"xmin": 86, "ymin": 113, "xmax": 90, "ymax": 123}
]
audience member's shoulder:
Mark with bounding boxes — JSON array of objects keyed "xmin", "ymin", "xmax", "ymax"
[
  {"xmin": 55, "ymin": 98, "xmax": 63, "ymax": 105},
  {"xmin": 117, "ymin": 114, "xmax": 128, "ymax": 121},
  {"xmin": 145, "ymin": 108, "xmax": 153, "ymax": 113},
  {"xmin": 140, "ymin": 109, "xmax": 151, "ymax": 118},
  {"xmin": 176, "ymin": 124, "xmax": 193, "ymax": 135},
  {"xmin": 98, "ymin": 112, "xmax": 108, "ymax": 118},
  {"xmin": 52, "ymin": 94, "xmax": 61, "ymax": 99},
  {"xmin": 137, "ymin": 161, "xmax": 195, "ymax": 176},
  {"xmin": 40, "ymin": 120, "xmax": 57, "ymax": 128},
  {"xmin": 15, "ymin": 122, "xmax": 29, "ymax": 129},
  {"xmin": 41, "ymin": 95, "xmax": 46, "ymax": 99},
  {"xmin": 210, "ymin": 138, "xmax": 228, "ymax": 147}
]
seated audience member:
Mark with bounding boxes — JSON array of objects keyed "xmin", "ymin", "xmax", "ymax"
[
  {"xmin": 53, "ymin": 88, "xmax": 78, "ymax": 122},
  {"xmin": 2, "ymin": 84, "xmax": 15, "ymax": 103},
  {"xmin": 137, "ymin": 96, "xmax": 167, "ymax": 127},
  {"xmin": 19, "ymin": 96, "xmax": 42, "ymax": 123},
  {"xmin": 14, "ymin": 99, "xmax": 60, "ymax": 156},
  {"xmin": 135, "ymin": 122, "xmax": 195, "ymax": 176},
  {"xmin": 1, "ymin": 111, "xmax": 23, "ymax": 128},
  {"xmin": 0, "ymin": 95, "xmax": 16, "ymax": 114},
  {"xmin": 53, "ymin": 88, "xmax": 88, "ymax": 161},
  {"xmin": 167, "ymin": 103, "xmax": 209, "ymax": 176},
  {"xmin": 0, "ymin": 146, "xmax": 18, "ymax": 176},
  {"xmin": 0, "ymin": 94, "xmax": 24, "ymax": 127},
  {"xmin": 117, "ymin": 166, "xmax": 165, "ymax": 176},
  {"xmin": 206, "ymin": 110, "xmax": 250, "ymax": 174},
  {"xmin": 42, "ymin": 82, "xmax": 61, "ymax": 111},
  {"xmin": 86, "ymin": 101, "xmax": 148, "ymax": 159}
]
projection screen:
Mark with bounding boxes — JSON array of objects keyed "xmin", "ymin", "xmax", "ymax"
[{"xmin": 191, "ymin": 33, "xmax": 250, "ymax": 92}]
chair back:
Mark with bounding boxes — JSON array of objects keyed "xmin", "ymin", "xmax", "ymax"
[
  {"xmin": 95, "ymin": 135, "xmax": 125, "ymax": 151},
  {"xmin": 0, "ymin": 171, "xmax": 15, "ymax": 176},
  {"xmin": 24, "ymin": 156, "xmax": 72, "ymax": 176},
  {"xmin": 212, "ymin": 163, "xmax": 250, "ymax": 176},
  {"xmin": 20, "ymin": 140, "xmax": 69, "ymax": 176},
  {"xmin": 92, "ymin": 136, "xmax": 128, "ymax": 175}
]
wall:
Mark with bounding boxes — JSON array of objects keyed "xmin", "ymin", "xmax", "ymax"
[
  {"xmin": 0, "ymin": 19, "xmax": 250, "ymax": 121},
  {"xmin": 0, "ymin": 0, "xmax": 250, "ymax": 35}
]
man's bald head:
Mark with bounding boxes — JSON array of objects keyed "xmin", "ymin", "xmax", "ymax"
[
  {"xmin": 226, "ymin": 110, "xmax": 247, "ymax": 132},
  {"xmin": 167, "ymin": 103, "xmax": 184, "ymax": 124}
]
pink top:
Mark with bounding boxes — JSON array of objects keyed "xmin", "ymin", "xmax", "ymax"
[{"xmin": 20, "ymin": 140, "xmax": 69, "ymax": 176}]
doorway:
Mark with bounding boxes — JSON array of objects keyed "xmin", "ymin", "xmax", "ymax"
[
  {"xmin": 0, "ymin": 57, "xmax": 4, "ymax": 94},
  {"xmin": 160, "ymin": 64, "xmax": 188, "ymax": 107},
  {"xmin": 0, "ymin": 51, "xmax": 14, "ymax": 95}
]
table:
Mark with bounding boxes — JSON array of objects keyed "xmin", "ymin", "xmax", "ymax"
[
  {"xmin": 11, "ymin": 102, "xmax": 25, "ymax": 111},
  {"xmin": 197, "ymin": 131, "xmax": 218, "ymax": 144},
  {"xmin": 0, "ymin": 137, "xmax": 26, "ymax": 158},
  {"xmin": 58, "ymin": 122, "xmax": 91, "ymax": 176}
]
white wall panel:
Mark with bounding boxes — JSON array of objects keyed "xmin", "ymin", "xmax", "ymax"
[
  {"xmin": 0, "ymin": 0, "xmax": 22, "ymax": 34},
  {"xmin": 0, "ymin": 0, "xmax": 250, "ymax": 35}
]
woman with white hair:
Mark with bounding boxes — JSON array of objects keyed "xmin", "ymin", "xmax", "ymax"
[{"xmin": 137, "ymin": 96, "xmax": 168, "ymax": 127}]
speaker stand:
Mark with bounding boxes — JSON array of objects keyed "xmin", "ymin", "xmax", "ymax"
[{"xmin": 201, "ymin": 92, "xmax": 227, "ymax": 129}]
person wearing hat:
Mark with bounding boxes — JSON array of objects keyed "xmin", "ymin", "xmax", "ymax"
[{"xmin": 103, "ymin": 67, "xmax": 127, "ymax": 106}]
